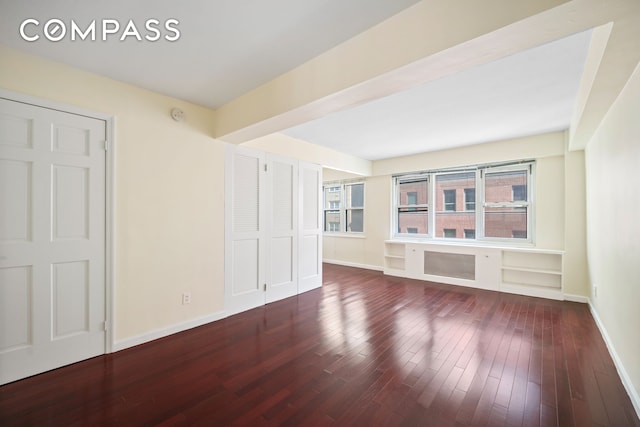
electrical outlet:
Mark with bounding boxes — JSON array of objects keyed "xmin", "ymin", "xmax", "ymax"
[
  {"xmin": 182, "ymin": 292, "xmax": 191, "ymax": 305},
  {"xmin": 593, "ymin": 284, "xmax": 598, "ymax": 298}
]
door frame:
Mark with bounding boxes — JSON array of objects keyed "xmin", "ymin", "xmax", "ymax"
[{"xmin": 0, "ymin": 88, "xmax": 116, "ymax": 354}]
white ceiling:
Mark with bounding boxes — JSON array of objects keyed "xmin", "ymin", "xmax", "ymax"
[
  {"xmin": 0, "ymin": 0, "xmax": 419, "ymax": 108},
  {"xmin": 0, "ymin": 1, "xmax": 593, "ymax": 161},
  {"xmin": 283, "ymin": 30, "xmax": 593, "ymax": 160}
]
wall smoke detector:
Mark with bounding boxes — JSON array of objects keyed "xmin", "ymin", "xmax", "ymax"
[{"xmin": 170, "ymin": 108, "xmax": 184, "ymax": 122}]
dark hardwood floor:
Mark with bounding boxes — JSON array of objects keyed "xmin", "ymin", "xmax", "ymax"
[{"xmin": 1, "ymin": 264, "xmax": 638, "ymax": 426}]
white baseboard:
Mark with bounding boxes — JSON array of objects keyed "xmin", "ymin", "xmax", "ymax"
[
  {"xmin": 589, "ymin": 302, "xmax": 640, "ymax": 419},
  {"xmin": 563, "ymin": 293, "xmax": 589, "ymax": 303},
  {"xmin": 499, "ymin": 283, "xmax": 564, "ymax": 301},
  {"xmin": 112, "ymin": 310, "xmax": 227, "ymax": 352},
  {"xmin": 323, "ymin": 259, "xmax": 383, "ymax": 272}
]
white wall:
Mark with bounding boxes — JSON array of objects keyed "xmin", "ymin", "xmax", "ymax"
[
  {"xmin": 0, "ymin": 45, "xmax": 225, "ymax": 343},
  {"xmin": 585, "ymin": 61, "xmax": 640, "ymax": 409}
]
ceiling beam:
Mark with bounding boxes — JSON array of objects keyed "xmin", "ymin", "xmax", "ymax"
[
  {"xmin": 214, "ymin": 0, "xmax": 640, "ymax": 153},
  {"xmin": 213, "ymin": 0, "xmax": 572, "ymax": 143}
]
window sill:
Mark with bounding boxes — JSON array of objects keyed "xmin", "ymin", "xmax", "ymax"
[
  {"xmin": 323, "ymin": 233, "xmax": 367, "ymax": 239},
  {"xmin": 389, "ymin": 237, "xmax": 552, "ymax": 251}
]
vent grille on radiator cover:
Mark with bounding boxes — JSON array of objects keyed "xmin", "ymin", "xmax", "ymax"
[{"xmin": 423, "ymin": 251, "xmax": 475, "ymax": 280}]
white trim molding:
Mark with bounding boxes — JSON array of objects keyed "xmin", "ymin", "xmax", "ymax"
[
  {"xmin": 563, "ymin": 293, "xmax": 589, "ymax": 303},
  {"xmin": 322, "ymin": 259, "xmax": 383, "ymax": 272},
  {"xmin": 113, "ymin": 311, "xmax": 227, "ymax": 352},
  {"xmin": 589, "ymin": 302, "xmax": 640, "ymax": 419}
]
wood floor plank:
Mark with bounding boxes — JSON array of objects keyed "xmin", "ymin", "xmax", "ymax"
[{"xmin": 0, "ymin": 264, "xmax": 638, "ymax": 426}]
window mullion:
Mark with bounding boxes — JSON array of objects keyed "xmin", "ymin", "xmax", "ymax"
[
  {"xmin": 429, "ymin": 174, "xmax": 435, "ymax": 238},
  {"xmin": 342, "ymin": 187, "xmax": 346, "ymax": 232},
  {"xmin": 476, "ymin": 169, "xmax": 484, "ymax": 240}
]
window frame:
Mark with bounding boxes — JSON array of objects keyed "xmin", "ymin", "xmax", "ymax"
[
  {"xmin": 392, "ymin": 161, "xmax": 534, "ymax": 245},
  {"xmin": 393, "ymin": 173, "xmax": 431, "ymax": 238},
  {"xmin": 322, "ymin": 181, "xmax": 366, "ymax": 234},
  {"xmin": 479, "ymin": 163, "xmax": 534, "ymax": 244}
]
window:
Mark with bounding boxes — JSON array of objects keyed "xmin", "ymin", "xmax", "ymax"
[
  {"xmin": 396, "ymin": 175, "xmax": 428, "ymax": 235},
  {"xmin": 464, "ymin": 188, "xmax": 475, "ymax": 211},
  {"xmin": 484, "ymin": 168, "xmax": 530, "ymax": 240},
  {"xmin": 345, "ymin": 183, "xmax": 364, "ymax": 232},
  {"xmin": 512, "ymin": 230, "xmax": 527, "ymax": 238},
  {"xmin": 323, "ymin": 182, "xmax": 365, "ymax": 233},
  {"xmin": 512, "ymin": 185, "xmax": 527, "ymax": 201},
  {"xmin": 443, "ymin": 190, "xmax": 456, "ymax": 211},
  {"xmin": 436, "ymin": 172, "xmax": 475, "ymax": 242},
  {"xmin": 443, "ymin": 228, "xmax": 456, "ymax": 238},
  {"xmin": 323, "ymin": 185, "xmax": 342, "ymax": 232},
  {"xmin": 393, "ymin": 161, "xmax": 533, "ymax": 242}
]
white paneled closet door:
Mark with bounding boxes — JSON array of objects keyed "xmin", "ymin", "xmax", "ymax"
[
  {"xmin": 265, "ymin": 155, "xmax": 298, "ymax": 304},
  {"xmin": 0, "ymin": 97, "xmax": 106, "ymax": 385},
  {"xmin": 298, "ymin": 162, "xmax": 323, "ymax": 293},
  {"xmin": 224, "ymin": 146, "xmax": 266, "ymax": 315}
]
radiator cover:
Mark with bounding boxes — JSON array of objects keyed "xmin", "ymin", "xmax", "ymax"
[{"xmin": 423, "ymin": 251, "xmax": 475, "ymax": 280}]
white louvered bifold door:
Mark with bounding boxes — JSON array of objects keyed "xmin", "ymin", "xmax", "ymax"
[
  {"xmin": 265, "ymin": 155, "xmax": 298, "ymax": 303},
  {"xmin": 224, "ymin": 146, "xmax": 266, "ymax": 315},
  {"xmin": 298, "ymin": 162, "xmax": 322, "ymax": 292}
]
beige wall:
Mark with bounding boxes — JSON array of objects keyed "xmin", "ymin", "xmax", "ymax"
[
  {"xmin": 242, "ymin": 133, "xmax": 372, "ymax": 176},
  {"xmin": 585, "ymin": 61, "xmax": 640, "ymax": 405},
  {"xmin": 0, "ymin": 45, "xmax": 225, "ymax": 342},
  {"xmin": 563, "ymin": 147, "xmax": 590, "ymax": 297}
]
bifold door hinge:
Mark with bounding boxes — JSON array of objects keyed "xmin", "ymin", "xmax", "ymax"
[
  {"xmin": 102, "ymin": 321, "xmax": 108, "ymax": 331},
  {"xmin": 263, "ymin": 283, "xmax": 267, "ymax": 292},
  {"xmin": 264, "ymin": 164, "xmax": 268, "ymax": 172},
  {"xmin": 103, "ymin": 140, "xmax": 109, "ymax": 151}
]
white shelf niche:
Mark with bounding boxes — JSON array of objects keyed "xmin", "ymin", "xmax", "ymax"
[
  {"xmin": 384, "ymin": 241, "xmax": 406, "ymax": 276},
  {"xmin": 501, "ymin": 249, "xmax": 563, "ymax": 290}
]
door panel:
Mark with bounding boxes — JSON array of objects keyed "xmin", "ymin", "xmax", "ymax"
[
  {"xmin": 0, "ymin": 159, "xmax": 31, "ymax": 241},
  {"xmin": 299, "ymin": 162, "xmax": 322, "ymax": 292},
  {"xmin": 232, "ymin": 239, "xmax": 260, "ymax": 295},
  {"xmin": 52, "ymin": 165, "xmax": 89, "ymax": 240},
  {"xmin": 0, "ymin": 98, "xmax": 106, "ymax": 385},
  {"xmin": 271, "ymin": 237, "xmax": 293, "ymax": 284},
  {"xmin": 301, "ymin": 235, "xmax": 320, "ymax": 278},
  {"xmin": 266, "ymin": 156, "xmax": 298, "ymax": 304},
  {"xmin": 52, "ymin": 261, "xmax": 89, "ymax": 338},
  {"xmin": 0, "ymin": 266, "xmax": 31, "ymax": 352},
  {"xmin": 225, "ymin": 147, "xmax": 266, "ymax": 314}
]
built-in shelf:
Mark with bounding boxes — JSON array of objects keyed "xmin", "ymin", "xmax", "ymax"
[
  {"xmin": 501, "ymin": 266, "xmax": 562, "ymax": 275},
  {"xmin": 384, "ymin": 241, "xmax": 406, "ymax": 276},
  {"xmin": 382, "ymin": 240, "xmax": 565, "ymax": 301},
  {"xmin": 501, "ymin": 249, "xmax": 563, "ymax": 293}
]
